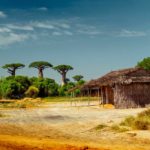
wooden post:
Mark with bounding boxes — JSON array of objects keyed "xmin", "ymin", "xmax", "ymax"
[
  {"xmin": 106, "ymin": 87, "xmax": 109, "ymax": 104},
  {"xmin": 70, "ymin": 92, "xmax": 72, "ymax": 106},
  {"xmin": 88, "ymin": 89, "xmax": 90, "ymax": 106},
  {"xmin": 98, "ymin": 88, "xmax": 100, "ymax": 105},
  {"xmin": 101, "ymin": 87, "xmax": 104, "ymax": 107}
]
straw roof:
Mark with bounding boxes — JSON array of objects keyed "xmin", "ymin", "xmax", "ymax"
[{"xmin": 81, "ymin": 67, "xmax": 150, "ymax": 89}]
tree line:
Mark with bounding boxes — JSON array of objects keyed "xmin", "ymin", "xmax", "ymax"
[{"xmin": 1, "ymin": 61, "xmax": 85, "ymax": 99}]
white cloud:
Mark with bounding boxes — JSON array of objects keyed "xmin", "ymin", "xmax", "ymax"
[
  {"xmin": 7, "ymin": 24, "xmax": 34, "ymax": 31},
  {"xmin": 59, "ymin": 23, "xmax": 70, "ymax": 29},
  {"xmin": 63, "ymin": 31, "xmax": 73, "ymax": 36},
  {"xmin": 77, "ymin": 30, "xmax": 102, "ymax": 35},
  {"xmin": 37, "ymin": 7, "xmax": 48, "ymax": 11},
  {"xmin": 32, "ymin": 22, "xmax": 55, "ymax": 29},
  {"xmin": 52, "ymin": 32, "xmax": 62, "ymax": 36},
  {"xmin": 0, "ymin": 11, "xmax": 7, "ymax": 18},
  {"xmin": 119, "ymin": 29, "xmax": 146, "ymax": 37},
  {"xmin": 0, "ymin": 32, "xmax": 30, "ymax": 46},
  {"xmin": 0, "ymin": 27, "xmax": 11, "ymax": 33}
]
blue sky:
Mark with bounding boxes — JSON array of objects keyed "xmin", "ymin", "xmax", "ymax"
[{"xmin": 0, "ymin": 0, "xmax": 150, "ymax": 83}]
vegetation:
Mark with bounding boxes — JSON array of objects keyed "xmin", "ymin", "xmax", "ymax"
[
  {"xmin": 2, "ymin": 63, "xmax": 25, "ymax": 76},
  {"xmin": 0, "ymin": 98, "xmax": 43, "ymax": 109},
  {"xmin": 93, "ymin": 124, "xmax": 108, "ymax": 131},
  {"xmin": 29, "ymin": 61, "xmax": 53, "ymax": 78},
  {"xmin": 53, "ymin": 65, "xmax": 73, "ymax": 86},
  {"xmin": 120, "ymin": 109, "xmax": 150, "ymax": 130},
  {"xmin": 137, "ymin": 57, "xmax": 150, "ymax": 70},
  {"xmin": 0, "ymin": 76, "xmax": 30, "ymax": 99},
  {"xmin": 0, "ymin": 61, "xmax": 85, "ymax": 99},
  {"xmin": 72, "ymin": 75, "xmax": 84, "ymax": 82},
  {"xmin": 110, "ymin": 124, "xmax": 129, "ymax": 132},
  {"xmin": 0, "ymin": 113, "xmax": 5, "ymax": 117},
  {"xmin": 25, "ymin": 86, "xmax": 39, "ymax": 98}
]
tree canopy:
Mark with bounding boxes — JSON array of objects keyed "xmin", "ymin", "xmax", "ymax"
[
  {"xmin": 73, "ymin": 75, "xmax": 84, "ymax": 82},
  {"xmin": 29, "ymin": 61, "xmax": 53, "ymax": 78},
  {"xmin": 53, "ymin": 65, "xmax": 73, "ymax": 86},
  {"xmin": 137, "ymin": 57, "xmax": 150, "ymax": 70},
  {"xmin": 2, "ymin": 63, "xmax": 25, "ymax": 76}
]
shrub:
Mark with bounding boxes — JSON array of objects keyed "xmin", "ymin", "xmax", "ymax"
[
  {"xmin": 111, "ymin": 124, "xmax": 129, "ymax": 132},
  {"xmin": 94, "ymin": 124, "xmax": 107, "ymax": 131},
  {"xmin": 0, "ymin": 113, "xmax": 4, "ymax": 117},
  {"xmin": 133, "ymin": 119, "xmax": 150, "ymax": 130},
  {"xmin": 120, "ymin": 116, "xmax": 135, "ymax": 126},
  {"xmin": 138, "ymin": 109, "xmax": 150, "ymax": 118},
  {"xmin": 30, "ymin": 77, "xmax": 59, "ymax": 97},
  {"xmin": 0, "ymin": 76, "xmax": 31, "ymax": 99},
  {"xmin": 120, "ymin": 109, "xmax": 150, "ymax": 130},
  {"xmin": 25, "ymin": 86, "xmax": 39, "ymax": 98}
]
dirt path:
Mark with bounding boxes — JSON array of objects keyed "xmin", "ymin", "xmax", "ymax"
[{"xmin": 0, "ymin": 101, "xmax": 150, "ymax": 150}]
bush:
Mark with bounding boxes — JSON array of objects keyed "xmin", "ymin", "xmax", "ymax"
[
  {"xmin": 25, "ymin": 86, "xmax": 39, "ymax": 98},
  {"xmin": 30, "ymin": 77, "xmax": 59, "ymax": 97},
  {"xmin": 120, "ymin": 116, "xmax": 135, "ymax": 126},
  {"xmin": 111, "ymin": 124, "xmax": 129, "ymax": 132},
  {"xmin": 0, "ymin": 76, "xmax": 31, "ymax": 99},
  {"xmin": 133, "ymin": 119, "xmax": 150, "ymax": 130},
  {"xmin": 120, "ymin": 109, "xmax": 150, "ymax": 130},
  {"xmin": 94, "ymin": 124, "xmax": 107, "ymax": 131}
]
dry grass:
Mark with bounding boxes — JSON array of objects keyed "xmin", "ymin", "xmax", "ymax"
[
  {"xmin": 120, "ymin": 109, "xmax": 150, "ymax": 130},
  {"xmin": 0, "ymin": 98, "xmax": 44, "ymax": 109},
  {"xmin": 110, "ymin": 124, "xmax": 129, "ymax": 132}
]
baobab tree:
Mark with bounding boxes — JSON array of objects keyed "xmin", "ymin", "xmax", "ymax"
[
  {"xmin": 2, "ymin": 63, "xmax": 25, "ymax": 76},
  {"xmin": 73, "ymin": 75, "xmax": 84, "ymax": 82},
  {"xmin": 53, "ymin": 65, "xmax": 73, "ymax": 86},
  {"xmin": 29, "ymin": 61, "xmax": 53, "ymax": 78}
]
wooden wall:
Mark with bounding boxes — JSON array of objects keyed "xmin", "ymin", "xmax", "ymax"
[{"xmin": 114, "ymin": 83, "xmax": 150, "ymax": 108}]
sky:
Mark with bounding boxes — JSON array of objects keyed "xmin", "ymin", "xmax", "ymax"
[{"xmin": 0, "ymin": 0, "xmax": 150, "ymax": 84}]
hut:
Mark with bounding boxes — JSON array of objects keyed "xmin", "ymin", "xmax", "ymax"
[{"xmin": 81, "ymin": 67, "xmax": 150, "ymax": 108}]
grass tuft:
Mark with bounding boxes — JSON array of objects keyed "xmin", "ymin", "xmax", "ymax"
[
  {"xmin": 111, "ymin": 124, "xmax": 129, "ymax": 132},
  {"xmin": 93, "ymin": 124, "xmax": 108, "ymax": 131},
  {"xmin": 120, "ymin": 109, "xmax": 150, "ymax": 130}
]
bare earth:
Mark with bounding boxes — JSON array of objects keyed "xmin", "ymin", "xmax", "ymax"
[{"xmin": 0, "ymin": 101, "xmax": 150, "ymax": 150}]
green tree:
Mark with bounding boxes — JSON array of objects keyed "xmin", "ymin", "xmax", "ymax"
[
  {"xmin": 53, "ymin": 65, "xmax": 73, "ymax": 86},
  {"xmin": 30, "ymin": 77, "xmax": 58, "ymax": 97},
  {"xmin": 29, "ymin": 61, "xmax": 53, "ymax": 78},
  {"xmin": 73, "ymin": 75, "xmax": 84, "ymax": 82},
  {"xmin": 2, "ymin": 63, "xmax": 25, "ymax": 76},
  {"xmin": 0, "ymin": 76, "xmax": 30, "ymax": 99},
  {"xmin": 137, "ymin": 57, "xmax": 150, "ymax": 70}
]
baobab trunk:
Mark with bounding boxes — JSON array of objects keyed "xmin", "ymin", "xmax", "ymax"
[
  {"xmin": 38, "ymin": 68, "xmax": 43, "ymax": 78},
  {"xmin": 61, "ymin": 72, "xmax": 66, "ymax": 86},
  {"xmin": 10, "ymin": 68, "xmax": 15, "ymax": 76}
]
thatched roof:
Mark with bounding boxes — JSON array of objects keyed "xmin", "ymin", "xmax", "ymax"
[{"xmin": 81, "ymin": 67, "xmax": 150, "ymax": 90}]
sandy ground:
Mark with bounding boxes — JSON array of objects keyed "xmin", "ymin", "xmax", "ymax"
[{"xmin": 0, "ymin": 101, "xmax": 150, "ymax": 150}]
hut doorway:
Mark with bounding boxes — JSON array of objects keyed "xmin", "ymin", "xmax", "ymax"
[{"xmin": 101, "ymin": 86, "xmax": 114, "ymax": 105}]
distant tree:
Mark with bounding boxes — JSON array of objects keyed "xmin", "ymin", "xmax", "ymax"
[
  {"xmin": 2, "ymin": 63, "xmax": 25, "ymax": 76},
  {"xmin": 137, "ymin": 57, "xmax": 150, "ymax": 70},
  {"xmin": 53, "ymin": 65, "xmax": 73, "ymax": 86},
  {"xmin": 73, "ymin": 75, "xmax": 84, "ymax": 82},
  {"xmin": 29, "ymin": 61, "xmax": 53, "ymax": 78}
]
